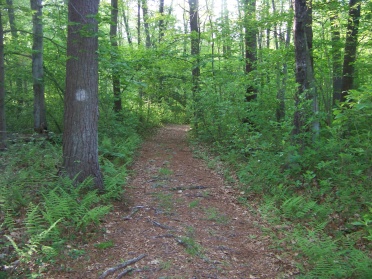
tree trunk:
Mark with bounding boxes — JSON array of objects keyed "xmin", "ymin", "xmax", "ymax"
[
  {"xmin": 221, "ymin": 0, "xmax": 231, "ymax": 57},
  {"xmin": 189, "ymin": 0, "xmax": 200, "ymax": 127},
  {"xmin": 340, "ymin": 0, "xmax": 361, "ymax": 103},
  {"xmin": 183, "ymin": 0, "xmax": 188, "ymax": 55},
  {"xmin": 275, "ymin": 0, "xmax": 291, "ymax": 122},
  {"xmin": 6, "ymin": 0, "xmax": 24, "ymax": 110},
  {"xmin": 6, "ymin": 0, "xmax": 17, "ymax": 38},
  {"xmin": 142, "ymin": 0, "xmax": 151, "ymax": 48},
  {"xmin": 293, "ymin": 0, "xmax": 318, "ymax": 144},
  {"xmin": 244, "ymin": 0, "xmax": 257, "ymax": 102},
  {"xmin": 330, "ymin": 0, "xmax": 342, "ymax": 105},
  {"xmin": 137, "ymin": 0, "xmax": 141, "ymax": 45},
  {"xmin": 122, "ymin": 2, "xmax": 132, "ymax": 45},
  {"xmin": 0, "ymin": 10, "xmax": 6, "ymax": 150},
  {"xmin": 111, "ymin": 0, "xmax": 122, "ymax": 112},
  {"xmin": 158, "ymin": 0, "xmax": 165, "ymax": 43},
  {"xmin": 31, "ymin": 0, "xmax": 47, "ymax": 133},
  {"xmin": 63, "ymin": 0, "xmax": 104, "ymax": 191}
]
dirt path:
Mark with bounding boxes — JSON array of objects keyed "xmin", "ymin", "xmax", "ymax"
[{"xmin": 56, "ymin": 125, "xmax": 295, "ymax": 279}]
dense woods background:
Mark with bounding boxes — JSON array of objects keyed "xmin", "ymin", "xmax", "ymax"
[{"xmin": 0, "ymin": 0, "xmax": 371, "ymax": 277}]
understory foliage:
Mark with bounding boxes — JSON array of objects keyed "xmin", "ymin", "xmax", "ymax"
[
  {"xmin": 191, "ymin": 84, "xmax": 372, "ymax": 277},
  {"xmin": 0, "ymin": 116, "xmax": 143, "ymax": 278}
]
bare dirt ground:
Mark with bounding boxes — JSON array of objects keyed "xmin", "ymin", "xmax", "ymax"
[{"xmin": 54, "ymin": 125, "xmax": 297, "ymax": 279}]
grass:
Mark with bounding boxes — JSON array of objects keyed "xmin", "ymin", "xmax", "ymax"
[
  {"xmin": 189, "ymin": 199, "xmax": 200, "ymax": 208},
  {"xmin": 94, "ymin": 240, "xmax": 115, "ymax": 249},
  {"xmin": 204, "ymin": 207, "xmax": 230, "ymax": 225},
  {"xmin": 153, "ymin": 193, "xmax": 174, "ymax": 213}
]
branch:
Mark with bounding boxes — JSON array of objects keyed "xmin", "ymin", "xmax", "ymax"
[{"xmin": 99, "ymin": 254, "xmax": 146, "ymax": 279}]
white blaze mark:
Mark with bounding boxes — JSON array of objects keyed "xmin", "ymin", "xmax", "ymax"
[{"xmin": 76, "ymin": 89, "xmax": 87, "ymax": 101}]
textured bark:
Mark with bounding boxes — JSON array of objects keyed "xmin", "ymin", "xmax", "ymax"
[
  {"xmin": 244, "ymin": 0, "xmax": 257, "ymax": 102},
  {"xmin": 293, "ymin": 0, "xmax": 318, "ymax": 143},
  {"xmin": 142, "ymin": 0, "xmax": 151, "ymax": 48},
  {"xmin": 111, "ymin": 0, "xmax": 122, "ymax": 112},
  {"xmin": 31, "ymin": 0, "xmax": 47, "ymax": 133},
  {"xmin": 341, "ymin": 0, "xmax": 361, "ymax": 103},
  {"xmin": 189, "ymin": 0, "xmax": 200, "ymax": 90},
  {"xmin": 0, "ymin": 10, "xmax": 6, "ymax": 150},
  {"xmin": 63, "ymin": 0, "xmax": 104, "ymax": 190},
  {"xmin": 189, "ymin": 0, "xmax": 200, "ymax": 127}
]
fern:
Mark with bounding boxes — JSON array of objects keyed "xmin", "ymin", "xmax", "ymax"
[
  {"xmin": 24, "ymin": 203, "xmax": 47, "ymax": 237},
  {"xmin": 281, "ymin": 196, "xmax": 318, "ymax": 219},
  {"xmin": 77, "ymin": 205, "xmax": 112, "ymax": 229},
  {"xmin": 5, "ymin": 219, "xmax": 60, "ymax": 263}
]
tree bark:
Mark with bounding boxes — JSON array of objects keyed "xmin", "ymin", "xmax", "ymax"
[
  {"xmin": 6, "ymin": 0, "xmax": 17, "ymax": 38},
  {"xmin": 111, "ymin": 0, "xmax": 122, "ymax": 112},
  {"xmin": 244, "ymin": 0, "xmax": 257, "ymax": 102},
  {"xmin": 137, "ymin": 0, "xmax": 141, "ymax": 46},
  {"xmin": 31, "ymin": 0, "xmax": 47, "ymax": 133},
  {"xmin": 293, "ymin": 0, "xmax": 318, "ymax": 144},
  {"xmin": 340, "ymin": 0, "xmax": 361, "ymax": 103},
  {"xmin": 329, "ymin": 0, "xmax": 342, "ymax": 105},
  {"xmin": 122, "ymin": 2, "xmax": 132, "ymax": 45},
  {"xmin": 158, "ymin": 0, "xmax": 165, "ymax": 43},
  {"xmin": 0, "ymin": 10, "xmax": 6, "ymax": 150},
  {"xmin": 6, "ymin": 0, "xmax": 24, "ymax": 110},
  {"xmin": 63, "ymin": 0, "xmax": 104, "ymax": 191},
  {"xmin": 189, "ymin": 0, "xmax": 200, "ymax": 127},
  {"xmin": 142, "ymin": 0, "xmax": 151, "ymax": 48},
  {"xmin": 221, "ymin": 0, "xmax": 231, "ymax": 57}
]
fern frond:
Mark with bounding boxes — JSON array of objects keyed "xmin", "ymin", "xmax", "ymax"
[
  {"xmin": 77, "ymin": 205, "xmax": 111, "ymax": 229},
  {"xmin": 24, "ymin": 203, "xmax": 46, "ymax": 236}
]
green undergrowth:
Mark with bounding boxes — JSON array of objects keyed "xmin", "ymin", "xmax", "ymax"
[
  {"xmin": 0, "ymin": 124, "xmax": 143, "ymax": 278},
  {"xmin": 189, "ymin": 99, "xmax": 372, "ymax": 278}
]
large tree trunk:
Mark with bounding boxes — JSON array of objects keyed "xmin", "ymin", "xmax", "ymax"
[
  {"xmin": 63, "ymin": 0, "xmax": 104, "ymax": 191},
  {"xmin": 111, "ymin": 0, "xmax": 122, "ymax": 112},
  {"xmin": 0, "ymin": 10, "xmax": 6, "ymax": 150},
  {"xmin": 293, "ymin": 0, "xmax": 318, "ymax": 144},
  {"xmin": 340, "ymin": 0, "xmax": 361, "ymax": 103},
  {"xmin": 31, "ymin": 0, "xmax": 47, "ymax": 133},
  {"xmin": 244, "ymin": 0, "xmax": 257, "ymax": 102},
  {"xmin": 189, "ymin": 0, "xmax": 200, "ymax": 127}
]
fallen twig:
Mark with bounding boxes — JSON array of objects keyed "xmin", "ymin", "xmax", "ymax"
[
  {"xmin": 153, "ymin": 233, "xmax": 175, "ymax": 238},
  {"xmin": 123, "ymin": 206, "xmax": 146, "ymax": 220},
  {"xmin": 169, "ymin": 185, "xmax": 207, "ymax": 191},
  {"xmin": 148, "ymin": 218, "xmax": 174, "ymax": 230},
  {"xmin": 99, "ymin": 254, "xmax": 146, "ymax": 279},
  {"xmin": 115, "ymin": 267, "xmax": 134, "ymax": 279}
]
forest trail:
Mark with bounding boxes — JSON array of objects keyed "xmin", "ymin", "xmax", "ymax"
[{"xmin": 55, "ymin": 125, "xmax": 296, "ymax": 279}]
